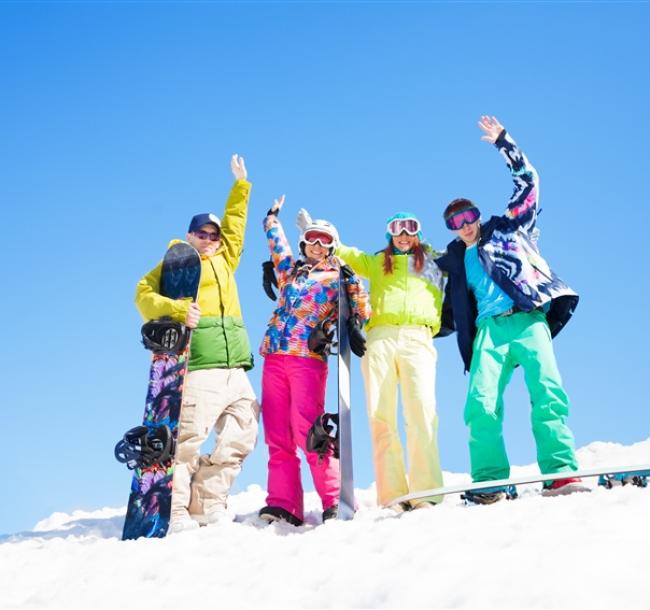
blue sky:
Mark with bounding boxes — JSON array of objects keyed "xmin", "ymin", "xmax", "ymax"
[{"xmin": 2, "ymin": 1, "xmax": 649, "ymax": 535}]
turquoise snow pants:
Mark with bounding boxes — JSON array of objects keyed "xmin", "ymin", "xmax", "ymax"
[{"xmin": 465, "ymin": 310, "xmax": 578, "ymax": 482}]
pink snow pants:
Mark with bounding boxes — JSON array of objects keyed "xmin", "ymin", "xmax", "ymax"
[{"xmin": 261, "ymin": 353, "xmax": 339, "ymax": 521}]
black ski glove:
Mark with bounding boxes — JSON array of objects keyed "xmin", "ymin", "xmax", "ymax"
[
  {"xmin": 340, "ymin": 263, "xmax": 354, "ymax": 281},
  {"xmin": 308, "ymin": 320, "xmax": 335, "ymax": 355},
  {"xmin": 347, "ymin": 314, "xmax": 367, "ymax": 358},
  {"xmin": 262, "ymin": 258, "xmax": 278, "ymax": 301}
]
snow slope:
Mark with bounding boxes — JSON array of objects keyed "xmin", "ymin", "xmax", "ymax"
[{"xmin": 1, "ymin": 439, "xmax": 649, "ymax": 609}]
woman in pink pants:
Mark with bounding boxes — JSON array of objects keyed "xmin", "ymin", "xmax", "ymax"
[{"xmin": 259, "ymin": 195, "xmax": 369, "ymax": 526}]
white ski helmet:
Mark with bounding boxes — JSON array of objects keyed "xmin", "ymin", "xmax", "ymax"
[{"xmin": 296, "ymin": 208, "xmax": 339, "ymax": 254}]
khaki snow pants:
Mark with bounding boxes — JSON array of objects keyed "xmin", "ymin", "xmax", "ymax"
[{"xmin": 171, "ymin": 367, "xmax": 260, "ymax": 516}]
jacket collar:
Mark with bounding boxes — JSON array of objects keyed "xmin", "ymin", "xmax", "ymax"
[{"xmin": 295, "ymin": 255, "xmax": 338, "ymax": 274}]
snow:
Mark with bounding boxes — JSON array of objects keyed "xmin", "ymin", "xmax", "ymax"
[{"xmin": 2, "ymin": 440, "xmax": 650, "ymax": 609}]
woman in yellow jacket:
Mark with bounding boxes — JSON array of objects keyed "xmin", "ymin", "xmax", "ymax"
[{"xmin": 336, "ymin": 212, "xmax": 449, "ymax": 510}]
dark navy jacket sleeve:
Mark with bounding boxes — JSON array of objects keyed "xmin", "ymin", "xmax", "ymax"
[{"xmin": 496, "ymin": 130, "xmax": 539, "ymax": 234}]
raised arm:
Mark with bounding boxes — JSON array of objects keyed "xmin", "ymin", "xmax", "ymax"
[
  {"xmin": 219, "ymin": 154, "xmax": 252, "ymax": 271},
  {"xmin": 479, "ymin": 115, "xmax": 539, "ymax": 232},
  {"xmin": 263, "ymin": 194, "xmax": 295, "ymax": 289},
  {"xmin": 335, "ymin": 243, "xmax": 373, "ymax": 278}
]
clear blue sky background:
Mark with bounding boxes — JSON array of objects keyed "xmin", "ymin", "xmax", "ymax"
[{"xmin": 2, "ymin": 1, "xmax": 649, "ymax": 535}]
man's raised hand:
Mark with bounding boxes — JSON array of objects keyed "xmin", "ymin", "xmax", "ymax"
[
  {"xmin": 231, "ymin": 154, "xmax": 248, "ymax": 180},
  {"xmin": 478, "ymin": 115, "xmax": 504, "ymax": 144}
]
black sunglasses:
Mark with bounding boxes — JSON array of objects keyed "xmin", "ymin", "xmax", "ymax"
[{"xmin": 194, "ymin": 230, "xmax": 220, "ymax": 242}]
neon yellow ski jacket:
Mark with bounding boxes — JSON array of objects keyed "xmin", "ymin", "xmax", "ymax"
[
  {"xmin": 336, "ymin": 243, "xmax": 446, "ymax": 336},
  {"xmin": 135, "ymin": 179, "xmax": 254, "ymax": 370}
]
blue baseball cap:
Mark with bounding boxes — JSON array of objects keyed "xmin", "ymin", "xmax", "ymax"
[{"xmin": 188, "ymin": 213, "xmax": 221, "ymax": 233}]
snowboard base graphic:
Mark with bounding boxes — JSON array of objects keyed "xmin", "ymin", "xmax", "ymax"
[{"xmin": 121, "ymin": 242, "xmax": 201, "ymax": 540}]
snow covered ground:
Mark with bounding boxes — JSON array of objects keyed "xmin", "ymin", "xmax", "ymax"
[{"xmin": 2, "ymin": 439, "xmax": 649, "ymax": 610}]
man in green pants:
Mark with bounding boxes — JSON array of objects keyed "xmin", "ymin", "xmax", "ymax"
[{"xmin": 436, "ymin": 116, "xmax": 585, "ymax": 504}]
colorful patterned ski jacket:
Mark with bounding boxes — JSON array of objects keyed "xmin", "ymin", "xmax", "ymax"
[
  {"xmin": 335, "ymin": 243, "xmax": 449, "ymax": 337},
  {"xmin": 436, "ymin": 130, "xmax": 579, "ymax": 372},
  {"xmin": 259, "ymin": 212, "xmax": 370, "ymax": 361},
  {"xmin": 135, "ymin": 179, "xmax": 254, "ymax": 372}
]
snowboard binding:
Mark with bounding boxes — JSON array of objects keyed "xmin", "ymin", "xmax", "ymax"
[
  {"xmin": 141, "ymin": 318, "xmax": 190, "ymax": 355},
  {"xmin": 597, "ymin": 472, "xmax": 649, "ymax": 489},
  {"xmin": 307, "ymin": 413, "xmax": 339, "ymax": 461},
  {"xmin": 114, "ymin": 424, "xmax": 175, "ymax": 470},
  {"xmin": 308, "ymin": 319, "xmax": 337, "ymax": 356},
  {"xmin": 461, "ymin": 485, "xmax": 518, "ymax": 505}
]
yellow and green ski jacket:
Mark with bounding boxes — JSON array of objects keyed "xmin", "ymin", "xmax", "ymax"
[{"xmin": 135, "ymin": 179, "xmax": 254, "ymax": 371}]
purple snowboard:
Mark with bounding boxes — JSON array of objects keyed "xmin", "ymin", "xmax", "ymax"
[{"xmin": 122, "ymin": 242, "xmax": 201, "ymax": 540}]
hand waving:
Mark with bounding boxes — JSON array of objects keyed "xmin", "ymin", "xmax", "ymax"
[
  {"xmin": 296, "ymin": 207, "xmax": 312, "ymax": 232},
  {"xmin": 478, "ymin": 115, "xmax": 505, "ymax": 144},
  {"xmin": 271, "ymin": 194, "xmax": 286, "ymax": 214},
  {"xmin": 231, "ymin": 154, "xmax": 248, "ymax": 180}
]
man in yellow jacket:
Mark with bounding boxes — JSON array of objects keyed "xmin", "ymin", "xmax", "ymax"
[{"xmin": 135, "ymin": 154, "xmax": 259, "ymax": 533}]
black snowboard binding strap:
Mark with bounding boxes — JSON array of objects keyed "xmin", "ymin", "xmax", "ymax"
[
  {"xmin": 141, "ymin": 318, "xmax": 190, "ymax": 355},
  {"xmin": 114, "ymin": 425, "xmax": 175, "ymax": 470},
  {"xmin": 306, "ymin": 413, "xmax": 339, "ymax": 461},
  {"xmin": 598, "ymin": 472, "xmax": 649, "ymax": 489},
  {"xmin": 308, "ymin": 319, "xmax": 337, "ymax": 356}
]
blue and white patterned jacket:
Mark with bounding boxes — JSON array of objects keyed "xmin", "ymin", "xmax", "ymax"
[{"xmin": 436, "ymin": 130, "xmax": 579, "ymax": 372}]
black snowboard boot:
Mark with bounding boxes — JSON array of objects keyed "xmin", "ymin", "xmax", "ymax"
[
  {"xmin": 258, "ymin": 506, "xmax": 303, "ymax": 527},
  {"xmin": 322, "ymin": 505, "xmax": 338, "ymax": 522}
]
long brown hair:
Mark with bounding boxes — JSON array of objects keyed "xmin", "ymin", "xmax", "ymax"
[{"xmin": 382, "ymin": 237, "xmax": 425, "ymax": 275}]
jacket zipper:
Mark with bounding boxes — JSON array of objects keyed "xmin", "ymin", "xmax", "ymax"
[{"xmin": 209, "ymin": 260, "xmax": 230, "ymax": 366}]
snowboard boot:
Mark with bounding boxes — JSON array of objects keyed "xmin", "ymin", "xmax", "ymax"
[
  {"xmin": 322, "ymin": 505, "xmax": 338, "ymax": 522},
  {"xmin": 169, "ymin": 509, "xmax": 201, "ymax": 534},
  {"xmin": 192, "ymin": 506, "xmax": 233, "ymax": 526},
  {"xmin": 542, "ymin": 477, "xmax": 590, "ymax": 497},
  {"xmin": 259, "ymin": 506, "xmax": 303, "ymax": 527},
  {"xmin": 462, "ymin": 485, "xmax": 518, "ymax": 505},
  {"xmin": 414, "ymin": 501, "xmax": 438, "ymax": 510},
  {"xmin": 388, "ymin": 501, "xmax": 414, "ymax": 514}
]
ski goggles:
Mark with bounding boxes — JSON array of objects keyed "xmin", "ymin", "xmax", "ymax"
[
  {"xmin": 193, "ymin": 229, "xmax": 221, "ymax": 241},
  {"xmin": 445, "ymin": 207, "xmax": 480, "ymax": 230},
  {"xmin": 303, "ymin": 230, "xmax": 335, "ymax": 247},
  {"xmin": 386, "ymin": 218, "xmax": 421, "ymax": 237}
]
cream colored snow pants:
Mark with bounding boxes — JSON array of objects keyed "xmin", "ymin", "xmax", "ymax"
[
  {"xmin": 171, "ymin": 367, "xmax": 260, "ymax": 517},
  {"xmin": 361, "ymin": 325, "xmax": 444, "ymax": 506}
]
